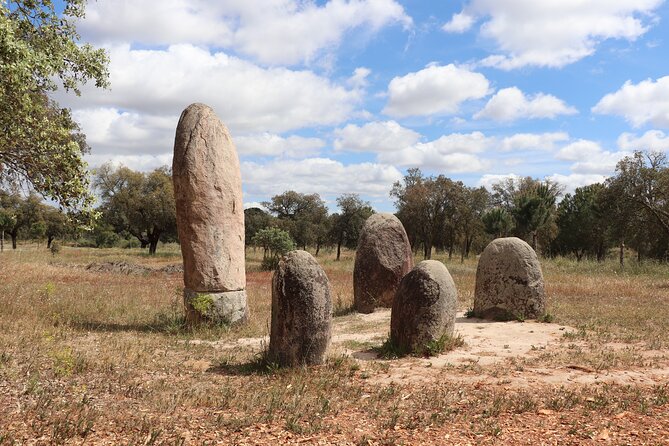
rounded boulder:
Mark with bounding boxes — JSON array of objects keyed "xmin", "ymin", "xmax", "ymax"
[
  {"xmin": 474, "ymin": 237, "xmax": 546, "ymax": 320},
  {"xmin": 390, "ymin": 260, "xmax": 458, "ymax": 354},
  {"xmin": 353, "ymin": 213, "xmax": 413, "ymax": 313},
  {"xmin": 269, "ymin": 250, "xmax": 332, "ymax": 367}
]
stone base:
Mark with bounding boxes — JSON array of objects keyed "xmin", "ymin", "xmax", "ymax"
[{"xmin": 184, "ymin": 288, "xmax": 248, "ymax": 326}]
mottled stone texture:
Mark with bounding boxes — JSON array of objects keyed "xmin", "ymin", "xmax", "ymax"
[
  {"xmin": 474, "ymin": 237, "xmax": 546, "ymax": 320},
  {"xmin": 390, "ymin": 260, "xmax": 457, "ymax": 353},
  {"xmin": 353, "ymin": 213, "xmax": 413, "ymax": 313},
  {"xmin": 269, "ymin": 251, "xmax": 332, "ymax": 367},
  {"xmin": 173, "ymin": 103, "xmax": 247, "ymax": 325}
]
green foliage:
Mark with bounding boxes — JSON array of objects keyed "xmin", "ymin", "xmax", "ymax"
[
  {"xmin": 263, "ymin": 191, "xmax": 328, "ymax": 250},
  {"xmin": 190, "ymin": 293, "xmax": 214, "ymax": 316},
  {"xmin": 252, "ymin": 227, "xmax": 295, "ymax": 270},
  {"xmin": 482, "ymin": 208, "xmax": 514, "ymax": 238},
  {"xmin": 0, "ymin": 1, "xmax": 109, "ymax": 214},
  {"xmin": 93, "ymin": 164, "xmax": 176, "ymax": 255},
  {"xmin": 330, "ymin": 193, "xmax": 373, "ymax": 259},
  {"xmin": 391, "ymin": 168, "xmax": 489, "ymax": 260},
  {"xmin": 244, "ymin": 207, "xmax": 273, "ymax": 246}
]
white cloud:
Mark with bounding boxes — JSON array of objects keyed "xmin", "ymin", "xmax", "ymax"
[
  {"xmin": 235, "ymin": 133, "xmax": 325, "ymax": 157},
  {"xmin": 241, "ymin": 158, "xmax": 403, "ymax": 197},
  {"xmin": 592, "ymin": 76, "xmax": 669, "ymax": 128},
  {"xmin": 80, "ymin": 0, "xmax": 411, "ymax": 66},
  {"xmin": 347, "ymin": 67, "xmax": 372, "ymax": 89},
  {"xmin": 383, "ymin": 64, "xmax": 490, "ymax": 118},
  {"xmin": 379, "ymin": 131, "xmax": 493, "ymax": 172},
  {"xmin": 442, "ymin": 12, "xmax": 475, "ymax": 33},
  {"xmin": 59, "ymin": 44, "xmax": 359, "ymax": 135},
  {"xmin": 547, "ymin": 173, "xmax": 608, "ymax": 195},
  {"xmin": 477, "ymin": 173, "xmax": 522, "ymax": 191},
  {"xmin": 556, "ymin": 139, "xmax": 628, "ymax": 175},
  {"xmin": 617, "ymin": 130, "xmax": 669, "ymax": 151},
  {"xmin": 475, "ymin": 87, "xmax": 577, "ymax": 121},
  {"xmin": 333, "ymin": 121, "xmax": 420, "ymax": 152},
  {"xmin": 85, "ymin": 153, "xmax": 173, "ymax": 172},
  {"xmin": 73, "ymin": 108, "xmax": 175, "ymax": 155},
  {"xmin": 556, "ymin": 139, "xmax": 606, "ymax": 162},
  {"xmin": 446, "ymin": 0, "xmax": 663, "ymax": 69},
  {"xmin": 500, "ymin": 132, "xmax": 570, "ymax": 152}
]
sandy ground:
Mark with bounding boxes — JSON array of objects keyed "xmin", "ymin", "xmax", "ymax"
[{"xmin": 181, "ymin": 309, "xmax": 669, "ymax": 389}]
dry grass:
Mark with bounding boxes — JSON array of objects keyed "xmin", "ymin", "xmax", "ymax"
[{"xmin": 1, "ymin": 244, "xmax": 669, "ymax": 444}]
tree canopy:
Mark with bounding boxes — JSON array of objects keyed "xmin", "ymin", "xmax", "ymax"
[{"xmin": 0, "ymin": 0, "xmax": 108, "ymax": 212}]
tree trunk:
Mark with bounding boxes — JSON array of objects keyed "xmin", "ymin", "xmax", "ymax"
[
  {"xmin": 1, "ymin": 230, "xmax": 4, "ymax": 252},
  {"xmin": 424, "ymin": 243, "xmax": 432, "ymax": 260},
  {"xmin": 315, "ymin": 242, "xmax": 321, "ymax": 256},
  {"xmin": 448, "ymin": 243, "xmax": 453, "ymax": 260},
  {"xmin": 619, "ymin": 239, "xmax": 625, "ymax": 270},
  {"xmin": 47, "ymin": 236, "xmax": 54, "ymax": 249},
  {"xmin": 140, "ymin": 240, "xmax": 149, "ymax": 249},
  {"xmin": 11, "ymin": 231, "xmax": 17, "ymax": 249},
  {"xmin": 148, "ymin": 227, "xmax": 161, "ymax": 255},
  {"xmin": 149, "ymin": 240, "xmax": 158, "ymax": 255},
  {"xmin": 336, "ymin": 240, "xmax": 342, "ymax": 261},
  {"xmin": 531, "ymin": 231, "xmax": 538, "ymax": 251}
]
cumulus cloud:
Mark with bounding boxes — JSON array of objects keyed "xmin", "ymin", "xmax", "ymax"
[
  {"xmin": 445, "ymin": 0, "xmax": 663, "ymax": 69},
  {"xmin": 333, "ymin": 121, "xmax": 420, "ymax": 152},
  {"xmin": 546, "ymin": 173, "xmax": 609, "ymax": 195},
  {"xmin": 556, "ymin": 139, "xmax": 627, "ymax": 175},
  {"xmin": 241, "ymin": 158, "xmax": 403, "ymax": 198},
  {"xmin": 378, "ymin": 132, "xmax": 493, "ymax": 172},
  {"xmin": 235, "ymin": 133, "xmax": 325, "ymax": 157},
  {"xmin": 477, "ymin": 173, "xmax": 522, "ymax": 191},
  {"xmin": 85, "ymin": 153, "xmax": 173, "ymax": 172},
  {"xmin": 79, "ymin": 0, "xmax": 411, "ymax": 66},
  {"xmin": 73, "ymin": 108, "xmax": 175, "ymax": 156},
  {"xmin": 592, "ymin": 76, "xmax": 669, "ymax": 128},
  {"xmin": 617, "ymin": 130, "xmax": 669, "ymax": 151},
  {"xmin": 383, "ymin": 64, "xmax": 490, "ymax": 118},
  {"xmin": 58, "ymin": 44, "xmax": 359, "ymax": 136},
  {"xmin": 499, "ymin": 132, "xmax": 570, "ymax": 152},
  {"xmin": 474, "ymin": 87, "xmax": 577, "ymax": 122},
  {"xmin": 442, "ymin": 12, "xmax": 475, "ymax": 33}
]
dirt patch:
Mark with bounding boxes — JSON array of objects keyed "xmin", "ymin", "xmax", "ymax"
[
  {"xmin": 84, "ymin": 261, "xmax": 183, "ymax": 275},
  {"xmin": 189, "ymin": 308, "xmax": 669, "ymax": 388}
]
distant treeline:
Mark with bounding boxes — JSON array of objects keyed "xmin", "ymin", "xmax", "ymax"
[{"xmin": 2, "ymin": 150, "xmax": 668, "ymax": 265}]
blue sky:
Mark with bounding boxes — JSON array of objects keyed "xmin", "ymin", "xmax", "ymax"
[{"xmin": 55, "ymin": 0, "xmax": 669, "ymax": 211}]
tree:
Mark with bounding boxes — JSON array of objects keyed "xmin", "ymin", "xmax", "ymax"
[
  {"xmin": 330, "ymin": 193, "xmax": 374, "ymax": 260},
  {"xmin": 391, "ymin": 169, "xmax": 461, "ymax": 259},
  {"xmin": 1, "ymin": 1, "xmax": 109, "ymax": 213},
  {"xmin": 244, "ymin": 207, "xmax": 273, "ymax": 248},
  {"xmin": 554, "ymin": 184, "xmax": 608, "ymax": 261},
  {"xmin": 94, "ymin": 164, "xmax": 176, "ymax": 255},
  {"xmin": 482, "ymin": 208, "xmax": 514, "ymax": 238},
  {"xmin": 252, "ymin": 227, "xmax": 295, "ymax": 270},
  {"xmin": 492, "ymin": 177, "xmax": 562, "ymax": 251},
  {"xmin": 455, "ymin": 186, "xmax": 489, "ymax": 260},
  {"xmin": 0, "ymin": 190, "xmax": 42, "ymax": 249},
  {"xmin": 605, "ymin": 150, "xmax": 669, "ymax": 262},
  {"xmin": 0, "ymin": 203, "xmax": 16, "ymax": 252},
  {"xmin": 263, "ymin": 191, "xmax": 329, "ymax": 251},
  {"xmin": 43, "ymin": 206, "xmax": 69, "ymax": 248}
]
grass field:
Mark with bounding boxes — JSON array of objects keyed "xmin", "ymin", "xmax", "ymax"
[{"xmin": 1, "ymin": 244, "xmax": 669, "ymax": 444}]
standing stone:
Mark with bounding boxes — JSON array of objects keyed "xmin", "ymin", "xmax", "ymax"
[
  {"xmin": 173, "ymin": 103, "xmax": 247, "ymax": 325},
  {"xmin": 353, "ymin": 213, "xmax": 413, "ymax": 313},
  {"xmin": 390, "ymin": 260, "xmax": 458, "ymax": 354},
  {"xmin": 269, "ymin": 250, "xmax": 332, "ymax": 367},
  {"xmin": 474, "ymin": 237, "xmax": 546, "ymax": 320}
]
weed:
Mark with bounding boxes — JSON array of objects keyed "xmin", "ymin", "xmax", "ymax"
[{"xmin": 540, "ymin": 312, "xmax": 554, "ymax": 323}]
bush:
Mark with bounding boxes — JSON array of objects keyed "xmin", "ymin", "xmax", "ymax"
[{"xmin": 252, "ymin": 227, "xmax": 295, "ymax": 271}]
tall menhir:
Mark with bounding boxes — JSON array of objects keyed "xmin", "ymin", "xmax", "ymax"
[{"xmin": 172, "ymin": 103, "xmax": 248, "ymax": 325}]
